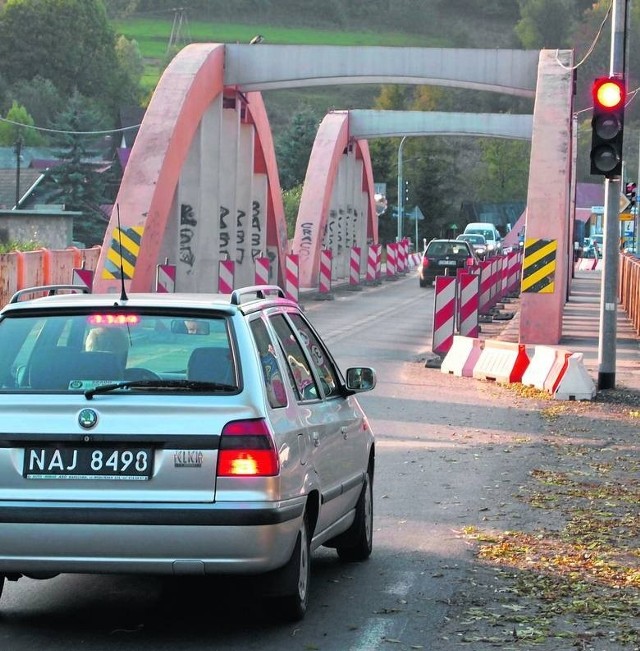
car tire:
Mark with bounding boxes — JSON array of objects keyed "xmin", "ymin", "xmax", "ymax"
[
  {"xmin": 0, "ymin": 575, "xmax": 4, "ymax": 601},
  {"xmin": 336, "ymin": 468, "xmax": 373, "ymax": 562},
  {"xmin": 270, "ymin": 514, "xmax": 311, "ymax": 621},
  {"xmin": 419, "ymin": 278, "xmax": 427, "ymax": 288}
]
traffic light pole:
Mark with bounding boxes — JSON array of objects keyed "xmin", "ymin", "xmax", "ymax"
[{"xmin": 598, "ymin": 0, "xmax": 628, "ymax": 390}]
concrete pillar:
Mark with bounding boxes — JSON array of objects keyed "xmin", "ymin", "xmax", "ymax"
[{"xmin": 519, "ymin": 50, "xmax": 574, "ymax": 344}]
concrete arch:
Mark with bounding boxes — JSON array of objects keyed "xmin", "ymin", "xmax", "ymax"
[
  {"xmin": 291, "ymin": 112, "xmax": 377, "ymax": 288},
  {"xmin": 93, "ymin": 43, "xmax": 287, "ymax": 293}
]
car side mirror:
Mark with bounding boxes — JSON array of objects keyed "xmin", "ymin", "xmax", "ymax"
[{"xmin": 346, "ymin": 367, "xmax": 376, "ymax": 392}]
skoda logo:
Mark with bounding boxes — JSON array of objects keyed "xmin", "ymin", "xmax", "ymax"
[{"xmin": 78, "ymin": 408, "xmax": 98, "ymax": 430}]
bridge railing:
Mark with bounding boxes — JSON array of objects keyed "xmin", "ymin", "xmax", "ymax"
[
  {"xmin": 0, "ymin": 247, "xmax": 101, "ymax": 308},
  {"xmin": 620, "ymin": 252, "xmax": 640, "ymax": 336}
]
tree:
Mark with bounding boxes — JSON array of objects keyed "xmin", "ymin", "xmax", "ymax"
[
  {"xmin": 472, "ymin": 139, "xmax": 530, "ymax": 203},
  {"xmin": 113, "ymin": 35, "xmax": 145, "ymax": 105},
  {"xmin": 282, "ymin": 184, "xmax": 303, "ymax": 239},
  {"xmin": 8, "ymin": 75, "xmax": 64, "ymax": 136},
  {"xmin": 410, "ymin": 86, "xmax": 443, "ymax": 112},
  {"xmin": 43, "ymin": 91, "xmax": 112, "ymax": 245},
  {"xmin": 515, "ymin": 0, "xmax": 574, "ymax": 48},
  {"xmin": 102, "ymin": 0, "xmax": 139, "ymax": 18},
  {"xmin": 0, "ymin": 100, "xmax": 43, "ymax": 145},
  {"xmin": 0, "ymin": 0, "xmax": 139, "ymax": 115},
  {"xmin": 275, "ymin": 107, "xmax": 320, "ymax": 191},
  {"xmin": 374, "ymin": 85, "xmax": 406, "ymax": 110}
]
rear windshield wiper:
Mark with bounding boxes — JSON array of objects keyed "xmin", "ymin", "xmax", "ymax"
[{"xmin": 84, "ymin": 379, "xmax": 236, "ymax": 400}]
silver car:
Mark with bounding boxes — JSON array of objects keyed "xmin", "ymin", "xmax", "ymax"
[{"xmin": 0, "ymin": 284, "xmax": 376, "ymax": 620}]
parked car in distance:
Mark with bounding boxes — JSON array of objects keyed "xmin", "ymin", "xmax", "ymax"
[
  {"xmin": 0, "ymin": 283, "xmax": 377, "ymax": 621},
  {"xmin": 418, "ymin": 238, "xmax": 479, "ymax": 287},
  {"xmin": 463, "ymin": 222, "xmax": 502, "ymax": 256},
  {"xmin": 456, "ymin": 233, "xmax": 488, "ymax": 260},
  {"xmin": 583, "ymin": 234, "xmax": 603, "ymax": 258}
]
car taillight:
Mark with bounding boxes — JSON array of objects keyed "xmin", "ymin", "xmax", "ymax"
[
  {"xmin": 218, "ymin": 418, "xmax": 279, "ymax": 476},
  {"xmin": 422, "ymin": 257, "xmax": 430, "ymax": 268},
  {"xmin": 466, "ymin": 257, "xmax": 475, "ymax": 267}
]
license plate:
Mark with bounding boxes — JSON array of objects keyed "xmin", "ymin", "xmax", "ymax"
[
  {"xmin": 438, "ymin": 260, "xmax": 457, "ymax": 266},
  {"xmin": 23, "ymin": 446, "xmax": 153, "ymax": 480}
]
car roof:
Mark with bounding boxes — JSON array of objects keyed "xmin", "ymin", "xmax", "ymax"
[{"xmin": 1, "ymin": 285, "xmax": 296, "ymax": 316}]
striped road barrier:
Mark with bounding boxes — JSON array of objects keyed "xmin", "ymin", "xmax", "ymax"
[{"xmin": 432, "ymin": 275, "xmax": 457, "ymax": 356}]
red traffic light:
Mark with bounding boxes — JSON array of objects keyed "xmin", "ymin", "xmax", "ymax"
[
  {"xmin": 590, "ymin": 77, "xmax": 625, "ymax": 177},
  {"xmin": 592, "ymin": 77, "xmax": 625, "ymax": 110}
]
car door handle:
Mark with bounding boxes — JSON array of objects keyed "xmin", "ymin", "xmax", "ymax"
[
  {"xmin": 341, "ymin": 426, "xmax": 348, "ymax": 439},
  {"xmin": 311, "ymin": 431, "xmax": 320, "ymax": 447}
]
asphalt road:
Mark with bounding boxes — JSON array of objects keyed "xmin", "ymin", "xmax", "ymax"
[{"xmin": 0, "ymin": 273, "xmax": 550, "ymax": 650}]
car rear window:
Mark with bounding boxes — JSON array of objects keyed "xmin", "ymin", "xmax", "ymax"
[
  {"xmin": 427, "ymin": 242, "xmax": 470, "ymax": 256},
  {"xmin": 0, "ymin": 311, "xmax": 235, "ymax": 392}
]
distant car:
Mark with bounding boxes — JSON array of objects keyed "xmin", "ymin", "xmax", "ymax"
[
  {"xmin": 463, "ymin": 223, "xmax": 502, "ymax": 256},
  {"xmin": 456, "ymin": 233, "xmax": 488, "ymax": 260},
  {"xmin": 0, "ymin": 284, "xmax": 377, "ymax": 620},
  {"xmin": 583, "ymin": 234, "xmax": 603, "ymax": 258},
  {"xmin": 418, "ymin": 239, "xmax": 479, "ymax": 287}
]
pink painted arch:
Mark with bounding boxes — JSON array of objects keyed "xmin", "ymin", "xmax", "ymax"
[
  {"xmin": 292, "ymin": 112, "xmax": 377, "ymax": 288},
  {"xmin": 93, "ymin": 44, "xmax": 287, "ymax": 292}
]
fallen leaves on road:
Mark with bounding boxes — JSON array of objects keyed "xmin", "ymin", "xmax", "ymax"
[{"xmin": 452, "ymin": 385, "xmax": 640, "ymax": 649}]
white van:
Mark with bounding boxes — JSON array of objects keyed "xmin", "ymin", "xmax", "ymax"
[{"xmin": 463, "ymin": 223, "xmax": 502, "ymax": 256}]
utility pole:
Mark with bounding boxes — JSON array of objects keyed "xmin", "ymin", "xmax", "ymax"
[
  {"xmin": 598, "ymin": 0, "xmax": 628, "ymax": 390},
  {"xmin": 167, "ymin": 7, "xmax": 191, "ymax": 53},
  {"xmin": 14, "ymin": 133, "xmax": 22, "ymax": 209},
  {"xmin": 397, "ymin": 136, "xmax": 407, "ymax": 243}
]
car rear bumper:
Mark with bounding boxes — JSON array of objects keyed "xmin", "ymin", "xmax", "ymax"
[{"xmin": 0, "ymin": 499, "xmax": 305, "ymax": 576}]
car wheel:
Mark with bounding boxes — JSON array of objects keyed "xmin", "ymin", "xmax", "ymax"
[
  {"xmin": 419, "ymin": 278, "xmax": 427, "ymax": 288},
  {"xmin": 336, "ymin": 468, "xmax": 373, "ymax": 562},
  {"xmin": 271, "ymin": 514, "xmax": 311, "ymax": 621}
]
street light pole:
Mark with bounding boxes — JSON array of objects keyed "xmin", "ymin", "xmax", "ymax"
[{"xmin": 397, "ymin": 136, "xmax": 407, "ymax": 242}]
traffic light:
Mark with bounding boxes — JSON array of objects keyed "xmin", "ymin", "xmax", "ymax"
[{"xmin": 590, "ymin": 77, "xmax": 625, "ymax": 178}]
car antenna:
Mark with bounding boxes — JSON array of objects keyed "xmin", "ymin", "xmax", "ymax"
[{"xmin": 116, "ymin": 204, "xmax": 129, "ymax": 302}]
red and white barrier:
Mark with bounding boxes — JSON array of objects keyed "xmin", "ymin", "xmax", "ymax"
[
  {"xmin": 365, "ymin": 246, "xmax": 376, "ymax": 284},
  {"xmin": 218, "ymin": 259, "xmax": 234, "ymax": 294},
  {"xmin": 386, "ymin": 243, "xmax": 396, "ymax": 278},
  {"xmin": 155, "ymin": 263, "xmax": 176, "ymax": 293},
  {"xmin": 478, "ymin": 260, "xmax": 492, "ymax": 315},
  {"xmin": 349, "ymin": 246, "xmax": 361, "ymax": 286},
  {"xmin": 553, "ymin": 353, "xmax": 597, "ymax": 400},
  {"xmin": 472, "ymin": 340, "xmax": 530, "ymax": 384},
  {"xmin": 521, "ymin": 345, "xmax": 559, "ymax": 389},
  {"xmin": 72, "ymin": 267, "xmax": 94, "ymax": 292},
  {"xmin": 285, "ymin": 253, "xmax": 299, "ymax": 302},
  {"xmin": 318, "ymin": 249, "xmax": 332, "ymax": 294},
  {"xmin": 506, "ymin": 251, "xmax": 520, "ymax": 295},
  {"xmin": 439, "ymin": 337, "xmax": 596, "ymax": 401},
  {"xmin": 441, "ymin": 335, "xmax": 484, "ymax": 377},
  {"xmin": 578, "ymin": 258, "xmax": 598, "ymax": 271},
  {"xmin": 432, "ymin": 276, "xmax": 457, "ymax": 356},
  {"xmin": 254, "ymin": 256, "xmax": 270, "ymax": 285},
  {"xmin": 458, "ymin": 272, "xmax": 480, "ymax": 338},
  {"xmin": 367, "ymin": 244, "xmax": 381, "ymax": 283},
  {"xmin": 543, "ymin": 348, "xmax": 577, "ymax": 395}
]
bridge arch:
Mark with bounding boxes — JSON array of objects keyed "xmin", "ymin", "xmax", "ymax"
[
  {"xmin": 93, "ymin": 44, "xmax": 288, "ymax": 293},
  {"xmin": 292, "ymin": 112, "xmax": 377, "ymax": 288}
]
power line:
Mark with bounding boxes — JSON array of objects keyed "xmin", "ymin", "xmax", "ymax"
[{"xmin": 0, "ymin": 116, "xmax": 142, "ymax": 136}]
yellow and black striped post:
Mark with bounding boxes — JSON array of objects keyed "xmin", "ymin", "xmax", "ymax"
[
  {"xmin": 102, "ymin": 226, "xmax": 144, "ymax": 280},
  {"xmin": 521, "ymin": 238, "xmax": 557, "ymax": 294}
]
